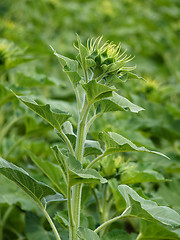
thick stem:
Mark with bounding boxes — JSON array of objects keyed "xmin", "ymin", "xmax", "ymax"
[
  {"xmin": 43, "ymin": 209, "xmax": 61, "ymax": 240},
  {"xmin": 70, "ymin": 97, "xmax": 90, "ymax": 240},
  {"xmin": 71, "ymin": 184, "xmax": 83, "ymax": 239},
  {"xmin": 68, "ymin": 183, "xmax": 75, "ymax": 240},
  {"xmin": 75, "ymin": 98, "xmax": 90, "ymax": 162}
]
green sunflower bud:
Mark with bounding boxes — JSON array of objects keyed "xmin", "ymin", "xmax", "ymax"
[{"xmin": 75, "ymin": 35, "xmax": 135, "ymax": 84}]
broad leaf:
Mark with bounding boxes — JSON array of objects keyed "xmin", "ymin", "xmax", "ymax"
[
  {"xmin": 67, "ymin": 154, "xmax": 107, "ymax": 186},
  {"xmin": 82, "ymin": 80, "xmax": 116, "ymax": 103},
  {"xmin": 118, "ymin": 185, "xmax": 180, "ymax": 227},
  {"xmin": 137, "ymin": 220, "xmax": 180, "ymax": 240},
  {"xmin": 29, "ymin": 152, "xmax": 67, "ymax": 197},
  {"xmin": 99, "ymin": 131, "xmax": 169, "ymax": 159},
  {"xmin": 0, "ymin": 157, "xmax": 64, "ymax": 208},
  {"xmin": 0, "ymin": 175, "xmax": 39, "ymax": 211},
  {"xmin": 77, "ymin": 227, "xmax": 100, "ymax": 240},
  {"xmin": 14, "ymin": 94, "xmax": 71, "ymax": 132},
  {"xmin": 97, "ymin": 91, "xmax": 144, "ymax": 113}
]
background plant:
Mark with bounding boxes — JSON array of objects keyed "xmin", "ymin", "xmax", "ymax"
[{"xmin": 0, "ymin": 36, "xmax": 180, "ymax": 240}]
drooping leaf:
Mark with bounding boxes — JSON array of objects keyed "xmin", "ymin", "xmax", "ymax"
[
  {"xmin": 77, "ymin": 227, "xmax": 100, "ymax": 240},
  {"xmin": 118, "ymin": 184, "xmax": 180, "ymax": 227},
  {"xmin": 29, "ymin": 152, "xmax": 67, "ymax": 197},
  {"xmin": 97, "ymin": 91, "xmax": 144, "ymax": 113},
  {"xmin": 0, "ymin": 175, "xmax": 39, "ymax": 212},
  {"xmin": 0, "ymin": 157, "xmax": 64, "ymax": 208},
  {"xmin": 14, "ymin": 94, "xmax": 71, "ymax": 132},
  {"xmin": 67, "ymin": 154, "xmax": 107, "ymax": 186},
  {"xmin": 137, "ymin": 220, "xmax": 180, "ymax": 240},
  {"xmin": 82, "ymin": 80, "xmax": 116, "ymax": 103},
  {"xmin": 99, "ymin": 132, "xmax": 169, "ymax": 159}
]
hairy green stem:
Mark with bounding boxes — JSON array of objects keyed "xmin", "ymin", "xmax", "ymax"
[
  {"xmin": 70, "ymin": 96, "xmax": 90, "ymax": 240},
  {"xmin": 94, "ymin": 207, "xmax": 130, "ymax": 233},
  {"xmin": 85, "ymin": 112, "xmax": 102, "ymax": 136},
  {"xmin": 71, "ymin": 184, "xmax": 83, "ymax": 239},
  {"xmin": 75, "ymin": 98, "xmax": 90, "ymax": 162},
  {"xmin": 43, "ymin": 209, "xmax": 61, "ymax": 240},
  {"xmin": 68, "ymin": 183, "xmax": 75, "ymax": 240}
]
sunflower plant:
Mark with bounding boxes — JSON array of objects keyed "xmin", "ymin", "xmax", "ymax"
[{"xmin": 0, "ymin": 36, "xmax": 180, "ymax": 240}]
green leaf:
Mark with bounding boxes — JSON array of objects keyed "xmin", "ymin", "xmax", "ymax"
[
  {"xmin": 14, "ymin": 94, "xmax": 71, "ymax": 132},
  {"xmin": 137, "ymin": 220, "xmax": 180, "ymax": 240},
  {"xmin": 99, "ymin": 131, "xmax": 169, "ymax": 159},
  {"xmin": 82, "ymin": 80, "xmax": 116, "ymax": 103},
  {"xmin": 26, "ymin": 212, "xmax": 55, "ymax": 240},
  {"xmin": 51, "ymin": 45, "xmax": 81, "ymax": 85},
  {"xmin": 77, "ymin": 227, "xmax": 100, "ymax": 240},
  {"xmin": 67, "ymin": 154, "xmax": 107, "ymax": 186},
  {"xmin": 119, "ymin": 72, "xmax": 144, "ymax": 82},
  {"xmin": 50, "ymin": 45, "xmax": 78, "ymax": 72},
  {"xmin": 108, "ymin": 178, "xmax": 126, "ymax": 212},
  {"xmin": 0, "ymin": 157, "xmax": 64, "ymax": 208},
  {"xmin": 118, "ymin": 184, "xmax": 180, "ymax": 227},
  {"xmin": 121, "ymin": 162, "xmax": 165, "ymax": 184},
  {"xmin": 97, "ymin": 91, "xmax": 144, "ymax": 113},
  {"xmin": 29, "ymin": 152, "xmax": 67, "ymax": 197},
  {"xmin": 84, "ymin": 140, "xmax": 103, "ymax": 156},
  {"xmin": 0, "ymin": 175, "xmax": 39, "ymax": 212},
  {"xmin": 103, "ymin": 229, "xmax": 137, "ymax": 240},
  {"xmin": 16, "ymin": 72, "xmax": 56, "ymax": 87}
]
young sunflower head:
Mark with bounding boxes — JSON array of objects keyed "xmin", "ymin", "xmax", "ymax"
[{"xmin": 86, "ymin": 36, "xmax": 135, "ymax": 81}]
